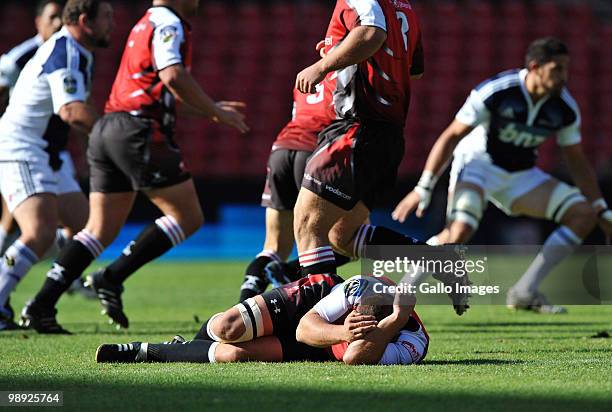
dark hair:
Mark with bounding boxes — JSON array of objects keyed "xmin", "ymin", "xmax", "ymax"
[
  {"xmin": 36, "ymin": 0, "xmax": 64, "ymax": 17},
  {"xmin": 356, "ymin": 303, "xmax": 393, "ymax": 322},
  {"xmin": 62, "ymin": 0, "xmax": 100, "ymax": 25},
  {"xmin": 525, "ymin": 37, "xmax": 569, "ymax": 67}
]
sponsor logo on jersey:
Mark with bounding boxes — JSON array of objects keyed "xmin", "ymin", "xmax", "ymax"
[
  {"xmin": 160, "ymin": 26, "xmax": 178, "ymax": 43},
  {"xmin": 400, "ymin": 340, "xmax": 420, "ymax": 361},
  {"xmin": 4, "ymin": 255, "xmax": 15, "ymax": 268},
  {"xmin": 63, "ymin": 75, "xmax": 77, "ymax": 94},
  {"xmin": 344, "ymin": 278, "xmax": 368, "ymax": 299},
  {"xmin": 498, "ymin": 123, "xmax": 548, "ymax": 148}
]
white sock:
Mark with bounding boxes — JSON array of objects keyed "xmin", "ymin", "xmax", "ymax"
[
  {"xmin": 426, "ymin": 235, "xmax": 440, "ymax": 246},
  {"xmin": 0, "ymin": 240, "xmax": 39, "ymax": 307},
  {"xmin": 512, "ymin": 226, "xmax": 582, "ymax": 295}
]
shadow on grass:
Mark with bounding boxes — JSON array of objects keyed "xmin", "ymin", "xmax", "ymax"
[
  {"xmin": 0, "ymin": 375, "xmax": 608, "ymax": 412},
  {"xmin": 423, "ymin": 359, "xmax": 521, "ymax": 366},
  {"xmin": 442, "ymin": 322, "xmax": 610, "ymax": 328}
]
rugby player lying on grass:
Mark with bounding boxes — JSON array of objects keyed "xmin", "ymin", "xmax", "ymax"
[{"xmin": 96, "ymin": 274, "xmax": 428, "ymax": 365}]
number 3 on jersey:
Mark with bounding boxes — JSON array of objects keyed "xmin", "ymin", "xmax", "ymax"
[
  {"xmin": 306, "ymin": 83, "xmax": 324, "ymax": 104},
  {"xmin": 396, "ymin": 11, "xmax": 410, "ymax": 51}
]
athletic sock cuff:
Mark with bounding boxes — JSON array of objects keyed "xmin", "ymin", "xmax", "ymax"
[
  {"xmin": 74, "ymin": 230, "xmax": 104, "ymax": 258},
  {"xmin": 155, "ymin": 215, "xmax": 186, "ymax": 246},
  {"xmin": 299, "ymin": 246, "xmax": 336, "ymax": 268}
]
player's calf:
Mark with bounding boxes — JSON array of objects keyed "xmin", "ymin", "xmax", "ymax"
[{"xmin": 560, "ymin": 202, "xmax": 597, "ymax": 239}]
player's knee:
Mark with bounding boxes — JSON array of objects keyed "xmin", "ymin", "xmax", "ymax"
[
  {"xmin": 215, "ymin": 345, "xmax": 249, "ymax": 363},
  {"xmin": 327, "ymin": 226, "xmax": 352, "ymax": 256},
  {"xmin": 214, "ymin": 310, "xmax": 246, "ymax": 343},
  {"xmin": 21, "ymin": 224, "xmax": 56, "ymax": 252},
  {"xmin": 561, "ymin": 202, "xmax": 597, "ymax": 233}
]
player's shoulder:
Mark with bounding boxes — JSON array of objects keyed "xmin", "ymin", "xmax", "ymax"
[
  {"xmin": 547, "ymin": 88, "xmax": 580, "ymax": 124},
  {"xmin": 2, "ymin": 35, "xmax": 42, "ymax": 68},
  {"xmin": 148, "ymin": 6, "xmax": 184, "ymax": 28},
  {"xmin": 474, "ymin": 68, "xmax": 522, "ymax": 99},
  {"xmin": 40, "ymin": 29, "xmax": 91, "ymax": 74}
]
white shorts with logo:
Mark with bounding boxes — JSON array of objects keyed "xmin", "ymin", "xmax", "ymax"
[
  {"xmin": 0, "ymin": 151, "xmax": 81, "ymax": 212},
  {"xmin": 449, "ymin": 151, "xmax": 551, "ymax": 216}
]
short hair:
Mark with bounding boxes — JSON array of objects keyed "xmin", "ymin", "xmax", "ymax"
[
  {"xmin": 62, "ymin": 0, "xmax": 100, "ymax": 25},
  {"xmin": 356, "ymin": 303, "xmax": 393, "ymax": 322},
  {"xmin": 36, "ymin": 0, "xmax": 64, "ymax": 17},
  {"xmin": 525, "ymin": 37, "xmax": 569, "ymax": 67}
]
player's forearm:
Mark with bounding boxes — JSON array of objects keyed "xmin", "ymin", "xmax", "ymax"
[
  {"xmin": 318, "ymin": 26, "xmax": 387, "ymax": 74},
  {"xmin": 296, "ymin": 313, "xmax": 347, "ymax": 347},
  {"xmin": 159, "ymin": 65, "xmax": 218, "ymax": 120},
  {"xmin": 422, "ymin": 128, "xmax": 462, "ymax": 177},
  {"xmin": 59, "ymin": 102, "xmax": 99, "ymax": 134},
  {"xmin": 565, "ymin": 148, "xmax": 603, "ymax": 202},
  {"xmin": 343, "ymin": 312, "xmax": 408, "ymax": 365}
]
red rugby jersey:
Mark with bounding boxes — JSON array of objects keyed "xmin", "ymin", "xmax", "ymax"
[
  {"xmin": 273, "ymin": 81, "xmax": 336, "ymax": 152},
  {"xmin": 324, "ymin": 0, "xmax": 423, "ymax": 129},
  {"xmin": 104, "ymin": 6, "xmax": 192, "ymax": 140}
]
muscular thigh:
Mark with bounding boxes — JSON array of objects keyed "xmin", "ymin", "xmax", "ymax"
[{"xmin": 510, "ymin": 179, "xmax": 557, "ymax": 218}]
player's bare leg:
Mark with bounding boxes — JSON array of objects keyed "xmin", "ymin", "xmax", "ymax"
[
  {"xmin": 1, "ymin": 195, "xmax": 57, "ymax": 331},
  {"xmin": 445, "ymin": 182, "xmax": 485, "ymax": 244},
  {"xmin": 294, "ymin": 188, "xmax": 350, "ymax": 274},
  {"xmin": 508, "ymin": 179, "xmax": 596, "ymax": 313},
  {"xmin": 239, "ymin": 209, "xmax": 294, "ymax": 301},
  {"xmin": 206, "ymin": 294, "xmax": 274, "ymax": 341},
  {"xmin": 0, "ymin": 196, "xmax": 19, "ymax": 254},
  {"xmin": 212, "ymin": 337, "xmax": 284, "ymax": 362}
]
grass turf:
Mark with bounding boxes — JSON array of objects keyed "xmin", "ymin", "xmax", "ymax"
[{"xmin": 1, "ymin": 261, "xmax": 611, "ymax": 411}]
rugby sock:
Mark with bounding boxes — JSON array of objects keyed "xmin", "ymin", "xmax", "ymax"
[
  {"xmin": 239, "ymin": 250, "xmax": 280, "ymax": 302},
  {"xmin": 104, "ymin": 216, "xmax": 185, "ymax": 284},
  {"xmin": 299, "ymin": 246, "xmax": 337, "ymax": 274},
  {"xmin": 193, "ymin": 318, "xmax": 213, "ymax": 341},
  {"xmin": 283, "ymin": 253, "xmax": 351, "ymax": 281},
  {"xmin": 0, "ymin": 240, "xmax": 38, "ymax": 308},
  {"xmin": 34, "ymin": 230, "xmax": 103, "ymax": 309},
  {"xmin": 147, "ymin": 339, "xmax": 217, "ymax": 363},
  {"xmin": 426, "ymin": 235, "xmax": 441, "ymax": 246},
  {"xmin": 512, "ymin": 226, "xmax": 582, "ymax": 296},
  {"xmin": 353, "ymin": 224, "xmax": 426, "ymax": 259}
]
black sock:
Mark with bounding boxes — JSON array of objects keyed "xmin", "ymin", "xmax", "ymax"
[
  {"xmin": 239, "ymin": 255, "xmax": 273, "ymax": 302},
  {"xmin": 147, "ymin": 340, "xmax": 215, "ymax": 363},
  {"xmin": 105, "ymin": 224, "xmax": 174, "ymax": 284},
  {"xmin": 34, "ymin": 240, "xmax": 96, "ymax": 309},
  {"xmin": 193, "ymin": 318, "xmax": 213, "ymax": 341},
  {"xmin": 354, "ymin": 225, "xmax": 427, "ymax": 260},
  {"xmin": 334, "ymin": 252, "xmax": 351, "ymax": 267}
]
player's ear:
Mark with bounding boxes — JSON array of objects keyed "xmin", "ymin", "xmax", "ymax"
[{"xmin": 527, "ymin": 60, "xmax": 540, "ymax": 72}]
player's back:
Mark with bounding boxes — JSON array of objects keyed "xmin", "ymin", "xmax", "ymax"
[
  {"xmin": 326, "ymin": 0, "xmax": 423, "ymax": 128},
  {"xmin": 0, "ymin": 28, "xmax": 92, "ymax": 161}
]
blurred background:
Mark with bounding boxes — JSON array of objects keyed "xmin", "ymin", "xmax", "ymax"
[{"xmin": 1, "ymin": 0, "xmax": 611, "ymax": 255}]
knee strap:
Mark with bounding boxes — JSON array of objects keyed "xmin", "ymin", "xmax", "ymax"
[
  {"xmin": 449, "ymin": 188, "xmax": 484, "ymax": 230},
  {"xmin": 545, "ymin": 183, "xmax": 586, "ymax": 223},
  {"xmin": 227, "ymin": 298, "xmax": 265, "ymax": 343},
  {"xmin": 206, "ymin": 312, "xmax": 225, "ymax": 342}
]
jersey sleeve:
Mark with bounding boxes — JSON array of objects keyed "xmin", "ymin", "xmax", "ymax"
[
  {"xmin": 152, "ymin": 22, "xmax": 185, "ymax": 71},
  {"xmin": 378, "ymin": 330, "xmax": 426, "ymax": 365},
  {"xmin": 313, "ymin": 283, "xmax": 350, "ymax": 322},
  {"xmin": 46, "ymin": 68, "xmax": 87, "ymax": 114},
  {"xmin": 556, "ymin": 111, "xmax": 582, "ymax": 146},
  {"xmin": 455, "ymin": 89, "xmax": 491, "ymax": 127},
  {"xmin": 0, "ymin": 53, "xmax": 19, "ymax": 88},
  {"xmin": 343, "ymin": 0, "xmax": 387, "ymax": 31}
]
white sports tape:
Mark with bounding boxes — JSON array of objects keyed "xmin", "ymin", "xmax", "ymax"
[
  {"xmin": 545, "ymin": 183, "xmax": 586, "ymax": 223},
  {"xmin": 206, "ymin": 312, "xmax": 225, "ymax": 342},
  {"xmin": 450, "ymin": 187, "xmax": 484, "ymax": 230}
]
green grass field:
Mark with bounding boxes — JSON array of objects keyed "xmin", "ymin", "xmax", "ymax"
[{"xmin": 1, "ymin": 261, "xmax": 611, "ymax": 411}]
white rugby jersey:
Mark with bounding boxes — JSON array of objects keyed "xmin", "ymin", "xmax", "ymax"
[
  {"xmin": 0, "ymin": 35, "xmax": 43, "ymax": 91},
  {"xmin": 0, "ymin": 27, "xmax": 92, "ymax": 163},
  {"xmin": 455, "ymin": 68, "xmax": 581, "ymax": 172}
]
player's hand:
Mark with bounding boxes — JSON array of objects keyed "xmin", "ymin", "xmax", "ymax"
[
  {"xmin": 315, "ymin": 40, "xmax": 327, "ymax": 58},
  {"xmin": 597, "ymin": 209, "xmax": 612, "ymax": 244},
  {"xmin": 392, "ymin": 187, "xmax": 431, "ymax": 222},
  {"xmin": 296, "ymin": 61, "xmax": 326, "ymax": 94},
  {"xmin": 343, "ymin": 310, "xmax": 378, "ymax": 343},
  {"xmin": 212, "ymin": 101, "xmax": 249, "ymax": 133}
]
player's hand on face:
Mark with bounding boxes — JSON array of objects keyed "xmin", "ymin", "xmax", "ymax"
[
  {"xmin": 392, "ymin": 189, "xmax": 429, "ymax": 222},
  {"xmin": 213, "ymin": 101, "xmax": 250, "ymax": 133},
  {"xmin": 343, "ymin": 310, "xmax": 378, "ymax": 343},
  {"xmin": 315, "ymin": 40, "xmax": 327, "ymax": 58},
  {"xmin": 296, "ymin": 62, "xmax": 326, "ymax": 94}
]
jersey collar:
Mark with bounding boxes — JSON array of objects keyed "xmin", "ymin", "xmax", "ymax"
[
  {"xmin": 519, "ymin": 68, "xmax": 551, "ymax": 126},
  {"xmin": 57, "ymin": 26, "xmax": 94, "ymax": 62}
]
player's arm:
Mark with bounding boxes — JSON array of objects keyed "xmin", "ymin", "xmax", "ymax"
[
  {"xmin": 342, "ymin": 304, "xmax": 413, "ymax": 365},
  {"xmin": 392, "ymin": 120, "xmax": 474, "ymax": 222},
  {"xmin": 296, "ymin": 309, "xmax": 377, "ymax": 348},
  {"xmin": 0, "ymin": 53, "xmax": 19, "ymax": 114},
  {"xmin": 57, "ymin": 101, "xmax": 98, "ymax": 135},
  {"xmin": 158, "ymin": 64, "xmax": 248, "ymax": 133},
  {"xmin": 562, "ymin": 144, "xmax": 612, "ymax": 234},
  {"xmin": 296, "ymin": 25, "xmax": 387, "ymax": 94}
]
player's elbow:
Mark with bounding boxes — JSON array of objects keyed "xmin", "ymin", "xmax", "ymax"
[
  {"xmin": 159, "ymin": 64, "xmax": 185, "ymax": 90},
  {"xmin": 58, "ymin": 101, "xmax": 95, "ymax": 132},
  {"xmin": 295, "ymin": 320, "xmax": 309, "ymax": 345}
]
